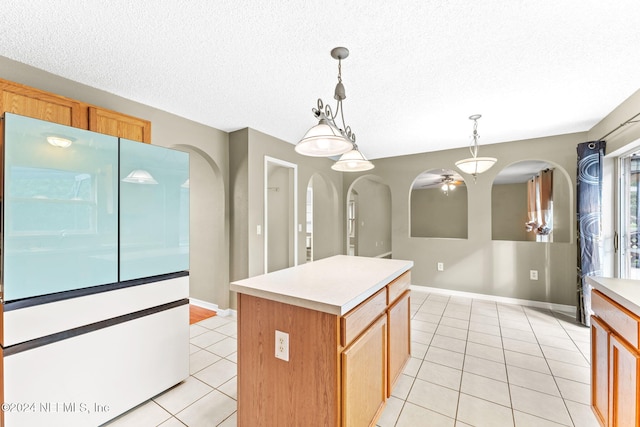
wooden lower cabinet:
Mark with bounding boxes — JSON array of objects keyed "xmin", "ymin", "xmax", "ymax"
[
  {"xmin": 591, "ymin": 315, "xmax": 610, "ymax": 426},
  {"xmin": 342, "ymin": 315, "xmax": 387, "ymax": 427},
  {"xmin": 591, "ymin": 289, "xmax": 640, "ymax": 427},
  {"xmin": 387, "ymin": 290, "xmax": 411, "ymax": 396},
  {"xmin": 609, "ymin": 334, "xmax": 640, "ymax": 426}
]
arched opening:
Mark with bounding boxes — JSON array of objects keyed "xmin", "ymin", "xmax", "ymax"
[
  {"xmin": 346, "ymin": 176, "xmax": 392, "ymax": 258},
  {"xmin": 306, "ymin": 173, "xmax": 341, "ymax": 262},
  {"xmin": 491, "ymin": 160, "xmax": 572, "ymax": 243},
  {"xmin": 172, "ymin": 144, "xmax": 228, "ymax": 309}
]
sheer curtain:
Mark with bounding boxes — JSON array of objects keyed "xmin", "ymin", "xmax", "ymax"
[
  {"xmin": 538, "ymin": 169, "xmax": 553, "ymax": 235},
  {"xmin": 576, "ymin": 140, "xmax": 606, "ymax": 326},
  {"xmin": 525, "ymin": 169, "xmax": 553, "ymax": 237}
]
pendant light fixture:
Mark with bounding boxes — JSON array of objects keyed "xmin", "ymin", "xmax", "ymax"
[
  {"xmin": 296, "ymin": 47, "xmax": 373, "ymax": 171},
  {"xmin": 331, "ymin": 143, "xmax": 374, "ymax": 172},
  {"xmin": 455, "ymin": 114, "xmax": 496, "ymax": 180}
]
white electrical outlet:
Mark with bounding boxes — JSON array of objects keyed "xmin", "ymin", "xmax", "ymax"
[
  {"xmin": 257, "ymin": 225, "xmax": 262, "ymax": 235},
  {"xmin": 275, "ymin": 330, "xmax": 289, "ymax": 361},
  {"xmin": 437, "ymin": 262, "xmax": 444, "ymax": 271},
  {"xmin": 530, "ymin": 270, "xmax": 538, "ymax": 280}
]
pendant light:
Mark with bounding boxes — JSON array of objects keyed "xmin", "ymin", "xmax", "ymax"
[
  {"xmin": 296, "ymin": 47, "xmax": 373, "ymax": 172},
  {"xmin": 331, "ymin": 143, "xmax": 374, "ymax": 172},
  {"xmin": 455, "ymin": 114, "xmax": 496, "ymax": 180}
]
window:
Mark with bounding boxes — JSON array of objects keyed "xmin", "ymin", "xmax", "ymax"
[{"xmin": 618, "ymin": 152, "xmax": 640, "ymax": 279}]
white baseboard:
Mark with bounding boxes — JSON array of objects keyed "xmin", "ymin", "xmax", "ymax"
[
  {"xmin": 189, "ymin": 298, "xmax": 237, "ymax": 318},
  {"xmin": 410, "ymin": 285, "xmax": 576, "ymax": 316}
]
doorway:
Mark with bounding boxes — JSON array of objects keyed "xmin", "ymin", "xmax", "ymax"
[{"xmin": 264, "ymin": 156, "xmax": 298, "ymax": 273}]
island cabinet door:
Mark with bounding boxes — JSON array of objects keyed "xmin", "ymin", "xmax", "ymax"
[
  {"xmin": 591, "ymin": 315, "xmax": 609, "ymax": 427},
  {"xmin": 387, "ymin": 290, "xmax": 410, "ymax": 397},
  {"xmin": 608, "ymin": 333, "xmax": 640, "ymax": 427},
  {"xmin": 342, "ymin": 314, "xmax": 387, "ymax": 427}
]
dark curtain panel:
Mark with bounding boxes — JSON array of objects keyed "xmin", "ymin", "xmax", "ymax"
[{"xmin": 576, "ymin": 141, "xmax": 606, "ymax": 326}]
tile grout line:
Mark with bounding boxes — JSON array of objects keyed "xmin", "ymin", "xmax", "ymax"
[{"xmin": 522, "ymin": 306, "xmax": 577, "ymax": 427}]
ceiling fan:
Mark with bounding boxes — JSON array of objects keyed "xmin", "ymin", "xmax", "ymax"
[{"xmin": 438, "ymin": 174, "xmax": 460, "ymax": 195}]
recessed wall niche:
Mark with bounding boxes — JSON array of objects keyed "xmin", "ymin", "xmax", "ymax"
[
  {"xmin": 410, "ymin": 169, "xmax": 468, "ymax": 238},
  {"xmin": 491, "ymin": 160, "xmax": 570, "ymax": 242}
]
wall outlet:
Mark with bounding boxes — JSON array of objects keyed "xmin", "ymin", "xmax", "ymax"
[
  {"xmin": 530, "ymin": 270, "xmax": 538, "ymax": 280},
  {"xmin": 275, "ymin": 330, "xmax": 289, "ymax": 362},
  {"xmin": 257, "ymin": 225, "xmax": 262, "ymax": 235},
  {"xmin": 437, "ymin": 262, "xmax": 444, "ymax": 271}
]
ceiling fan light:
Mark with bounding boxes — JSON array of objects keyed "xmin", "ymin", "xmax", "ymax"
[
  {"xmin": 295, "ymin": 120, "xmax": 353, "ymax": 157},
  {"xmin": 331, "ymin": 148, "xmax": 375, "ymax": 172}
]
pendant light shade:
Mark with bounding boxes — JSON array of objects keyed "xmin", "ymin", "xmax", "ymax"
[
  {"xmin": 331, "ymin": 145, "xmax": 374, "ymax": 172},
  {"xmin": 122, "ymin": 169, "xmax": 158, "ymax": 184},
  {"xmin": 455, "ymin": 157, "xmax": 497, "ymax": 175},
  {"xmin": 295, "ymin": 118, "xmax": 353, "ymax": 157}
]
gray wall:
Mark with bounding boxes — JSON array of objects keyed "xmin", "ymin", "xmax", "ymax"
[
  {"xmin": 229, "ymin": 128, "xmax": 345, "ymax": 307},
  {"xmin": 492, "ymin": 183, "xmax": 531, "ymax": 241},
  {"xmin": 411, "ymin": 187, "xmax": 468, "ymax": 239},
  {"xmin": 345, "ymin": 132, "xmax": 580, "ymax": 306}
]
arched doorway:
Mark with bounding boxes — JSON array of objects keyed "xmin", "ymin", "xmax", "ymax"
[
  {"xmin": 172, "ymin": 145, "xmax": 228, "ymax": 309},
  {"xmin": 346, "ymin": 176, "xmax": 392, "ymax": 258}
]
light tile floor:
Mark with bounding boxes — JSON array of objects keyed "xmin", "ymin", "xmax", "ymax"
[{"xmin": 104, "ymin": 290, "xmax": 600, "ymax": 427}]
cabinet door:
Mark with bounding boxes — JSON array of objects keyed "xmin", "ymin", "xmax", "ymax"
[
  {"xmin": 609, "ymin": 333, "xmax": 640, "ymax": 426},
  {"xmin": 0, "ymin": 81, "xmax": 82, "ymax": 127},
  {"xmin": 342, "ymin": 315, "xmax": 387, "ymax": 427},
  {"xmin": 89, "ymin": 107, "xmax": 151, "ymax": 143},
  {"xmin": 388, "ymin": 290, "xmax": 411, "ymax": 397},
  {"xmin": 591, "ymin": 315, "xmax": 609, "ymax": 427}
]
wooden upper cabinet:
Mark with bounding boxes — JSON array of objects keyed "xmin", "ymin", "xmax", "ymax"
[
  {"xmin": 89, "ymin": 107, "xmax": 151, "ymax": 143},
  {"xmin": 0, "ymin": 80, "xmax": 82, "ymax": 127},
  {"xmin": 0, "ymin": 78, "xmax": 151, "ymax": 143}
]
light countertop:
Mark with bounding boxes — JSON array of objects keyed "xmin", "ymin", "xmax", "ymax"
[
  {"xmin": 230, "ymin": 255, "xmax": 413, "ymax": 315},
  {"xmin": 587, "ymin": 276, "xmax": 640, "ymax": 315}
]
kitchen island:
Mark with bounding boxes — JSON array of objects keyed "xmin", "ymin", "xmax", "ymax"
[
  {"xmin": 587, "ymin": 276, "xmax": 640, "ymax": 426},
  {"xmin": 231, "ymin": 255, "xmax": 413, "ymax": 427}
]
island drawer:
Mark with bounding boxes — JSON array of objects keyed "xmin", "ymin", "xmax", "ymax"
[
  {"xmin": 592, "ymin": 289, "xmax": 640, "ymax": 348},
  {"xmin": 341, "ymin": 288, "xmax": 387, "ymax": 347},
  {"xmin": 387, "ymin": 271, "xmax": 410, "ymax": 305}
]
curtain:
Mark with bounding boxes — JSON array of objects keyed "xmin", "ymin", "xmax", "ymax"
[
  {"xmin": 525, "ymin": 170, "xmax": 553, "ymax": 235},
  {"xmin": 576, "ymin": 140, "xmax": 606, "ymax": 326},
  {"xmin": 538, "ymin": 169, "xmax": 553, "ymax": 235},
  {"xmin": 526, "ymin": 177, "xmax": 539, "ymax": 232}
]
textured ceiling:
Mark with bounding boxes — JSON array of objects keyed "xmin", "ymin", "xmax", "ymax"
[{"xmin": 1, "ymin": 1, "xmax": 639, "ymax": 159}]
